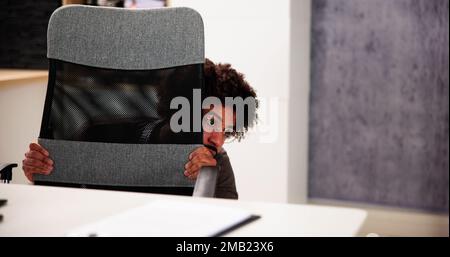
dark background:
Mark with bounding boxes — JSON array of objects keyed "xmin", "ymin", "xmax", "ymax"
[{"xmin": 0, "ymin": 0, "xmax": 61, "ymax": 69}]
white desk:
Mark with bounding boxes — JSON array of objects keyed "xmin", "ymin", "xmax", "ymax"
[{"xmin": 0, "ymin": 184, "xmax": 367, "ymax": 236}]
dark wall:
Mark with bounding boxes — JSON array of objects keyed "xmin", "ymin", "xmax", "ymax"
[
  {"xmin": 309, "ymin": 0, "xmax": 449, "ymax": 212},
  {"xmin": 0, "ymin": 1, "xmax": 60, "ymax": 69}
]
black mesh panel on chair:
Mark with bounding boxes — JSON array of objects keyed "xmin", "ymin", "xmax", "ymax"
[
  {"xmin": 40, "ymin": 60, "xmax": 203, "ymax": 145},
  {"xmin": 35, "ymin": 60, "xmax": 204, "ymax": 195}
]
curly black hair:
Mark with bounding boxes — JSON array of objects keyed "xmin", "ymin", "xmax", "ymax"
[
  {"xmin": 155, "ymin": 58, "xmax": 258, "ymax": 141},
  {"xmin": 204, "ymin": 58, "xmax": 258, "ymax": 141}
]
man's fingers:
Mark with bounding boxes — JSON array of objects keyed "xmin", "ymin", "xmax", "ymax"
[
  {"xmin": 185, "ymin": 164, "xmax": 201, "ymax": 180},
  {"xmin": 23, "ymin": 165, "xmax": 51, "ymax": 175},
  {"xmin": 187, "ymin": 152, "xmax": 215, "ymax": 169},
  {"xmin": 188, "ymin": 172, "xmax": 198, "ymax": 180},
  {"xmin": 22, "ymin": 159, "xmax": 52, "ymax": 171},
  {"xmin": 29, "ymin": 143, "xmax": 49, "ymax": 157},
  {"xmin": 25, "ymin": 151, "xmax": 53, "ymax": 165},
  {"xmin": 23, "ymin": 158, "xmax": 45, "ymax": 168},
  {"xmin": 184, "ymin": 157, "xmax": 217, "ymax": 177},
  {"xmin": 189, "ymin": 147, "xmax": 213, "ymax": 160},
  {"xmin": 186, "ymin": 163, "xmax": 201, "ymax": 173},
  {"xmin": 184, "ymin": 155, "xmax": 216, "ymax": 170},
  {"xmin": 185, "ymin": 147, "xmax": 217, "ymax": 179},
  {"xmin": 24, "ymin": 171, "xmax": 34, "ymax": 182},
  {"xmin": 188, "ymin": 154, "xmax": 215, "ymax": 164},
  {"xmin": 23, "ymin": 163, "xmax": 52, "ymax": 174},
  {"xmin": 191, "ymin": 155, "xmax": 217, "ymax": 166},
  {"xmin": 23, "ymin": 142, "xmax": 52, "ymax": 182}
]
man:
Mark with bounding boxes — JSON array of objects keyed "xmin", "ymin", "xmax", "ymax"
[{"xmin": 22, "ymin": 59, "xmax": 258, "ymax": 199}]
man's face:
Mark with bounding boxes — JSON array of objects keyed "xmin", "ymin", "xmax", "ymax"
[{"xmin": 202, "ymin": 105, "xmax": 235, "ymax": 152}]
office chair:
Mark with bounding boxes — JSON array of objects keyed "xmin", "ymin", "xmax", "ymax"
[{"xmin": 33, "ymin": 5, "xmax": 217, "ymax": 197}]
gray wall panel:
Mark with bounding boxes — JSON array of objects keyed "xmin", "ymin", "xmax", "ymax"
[{"xmin": 309, "ymin": 0, "xmax": 449, "ymax": 212}]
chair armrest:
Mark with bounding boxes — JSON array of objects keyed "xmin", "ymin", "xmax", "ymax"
[
  {"xmin": 192, "ymin": 166, "xmax": 218, "ymax": 198},
  {"xmin": 0, "ymin": 163, "xmax": 18, "ymax": 183}
]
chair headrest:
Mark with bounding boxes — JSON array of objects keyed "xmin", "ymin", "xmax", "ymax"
[{"xmin": 47, "ymin": 5, "xmax": 204, "ymax": 70}]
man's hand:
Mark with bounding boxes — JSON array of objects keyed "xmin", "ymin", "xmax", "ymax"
[
  {"xmin": 184, "ymin": 146, "xmax": 217, "ymax": 180},
  {"xmin": 22, "ymin": 143, "xmax": 53, "ymax": 182}
]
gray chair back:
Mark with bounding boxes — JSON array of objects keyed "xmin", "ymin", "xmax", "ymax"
[{"xmin": 35, "ymin": 5, "xmax": 210, "ymax": 196}]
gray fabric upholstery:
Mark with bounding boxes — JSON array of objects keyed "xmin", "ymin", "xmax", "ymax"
[
  {"xmin": 35, "ymin": 139, "xmax": 198, "ymax": 187},
  {"xmin": 39, "ymin": 6, "xmax": 207, "ymax": 194},
  {"xmin": 47, "ymin": 5, "xmax": 204, "ymax": 70}
]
